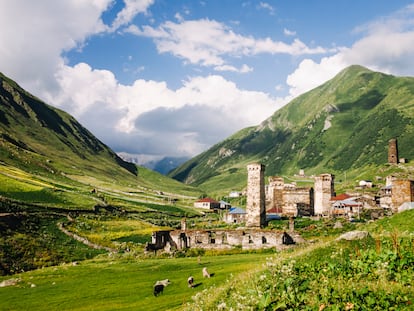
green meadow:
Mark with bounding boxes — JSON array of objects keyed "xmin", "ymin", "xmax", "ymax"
[{"xmin": 0, "ymin": 252, "xmax": 270, "ymax": 311}]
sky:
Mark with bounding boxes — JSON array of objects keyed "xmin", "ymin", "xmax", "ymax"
[{"xmin": 1, "ymin": 0, "xmax": 414, "ymax": 164}]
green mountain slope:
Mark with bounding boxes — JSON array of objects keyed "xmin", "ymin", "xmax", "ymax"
[
  {"xmin": 0, "ymin": 72, "xmax": 206, "ymax": 274},
  {"xmin": 0, "ymin": 72, "xmax": 138, "ymax": 180},
  {"xmin": 169, "ymin": 65, "xmax": 414, "ymax": 194},
  {"xmin": 0, "ymin": 72, "xmax": 202, "ymax": 204}
]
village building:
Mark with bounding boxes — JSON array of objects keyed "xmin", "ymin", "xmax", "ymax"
[
  {"xmin": 218, "ymin": 200, "xmax": 231, "ymax": 210},
  {"xmin": 224, "ymin": 207, "xmax": 246, "ymax": 224},
  {"xmin": 229, "ymin": 191, "xmax": 242, "ymax": 198},
  {"xmin": 146, "ymin": 163, "xmax": 304, "ymax": 252},
  {"xmin": 330, "ymin": 193, "xmax": 363, "ymax": 218},
  {"xmin": 392, "ymin": 179, "xmax": 414, "ymax": 212},
  {"xmin": 193, "ymin": 197, "xmax": 220, "ymax": 210},
  {"xmin": 266, "ymin": 177, "xmax": 314, "ymax": 217},
  {"xmin": 358, "ymin": 180, "xmax": 373, "ymax": 188},
  {"xmin": 378, "ymin": 176, "xmax": 414, "ymax": 212}
]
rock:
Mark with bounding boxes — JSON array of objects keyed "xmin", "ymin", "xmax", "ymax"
[
  {"xmin": 0, "ymin": 278, "xmax": 21, "ymax": 287},
  {"xmin": 337, "ymin": 230, "xmax": 370, "ymax": 241},
  {"xmin": 333, "ymin": 221, "xmax": 343, "ymax": 229}
]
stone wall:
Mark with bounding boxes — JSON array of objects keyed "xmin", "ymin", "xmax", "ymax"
[
  {"xmin": 166, "ymin": 228, "xmax": 302, "ymax": 251},
  {"xmin": 267, "ymin": 177, "xmax": 314, "ymax": 216},
  {"xmin": 284, "ymin": 187, "xmax": 313, "ymax": 216}
]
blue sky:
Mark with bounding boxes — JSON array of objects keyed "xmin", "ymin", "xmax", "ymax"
[{"xmin": 1, "ymin": 1, "xmax": 414, "ymax": 164}]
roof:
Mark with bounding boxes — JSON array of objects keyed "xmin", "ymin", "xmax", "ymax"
[
  {"xmin": 267, "ymin": 207, "xmax": 283, "ymax": 214},
  {"xmin": 331, "ymin": 193, "xmax": 351, "ymax": 201},
  {"xmin": 398, "ymin": 202, "xmax": 414, "ymax": 212},
  {"xmin": 333, "ymin": 198, "xmax": 362, "ymax": 207},
  {"xmin": 228, "ymin": 207, "xmax": 246, "ymax": 214},
  {"xmin": 195, "ymin": 197, "xmax": 219, "ymax": 204}
]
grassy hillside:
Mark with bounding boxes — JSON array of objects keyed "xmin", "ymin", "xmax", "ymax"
[
  {"xmin": 0, "ymin": 72, "xmax": 139, "ymax": 181},
  {"xmin": 0, "ymin": 72, "xmax": 206, "ymax": 275},
  {"xmin": 1, "ymin": 209, "xmax": 412, "ymax": 311},
  {"xmin": 184, "ymin": 209, "xmax": 414, "ymax": 310},
  {"xmin": 169, "ymin": 65, "xmax": 414, "ymax": 196},
  {"xmin": 0, "ymin": 159, "xmax": 207, "ymax": 275}
]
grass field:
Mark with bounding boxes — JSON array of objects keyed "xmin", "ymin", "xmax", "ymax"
[{"xmin": 0, "ymin": 252, "xmax": 270, "ymax": 311}]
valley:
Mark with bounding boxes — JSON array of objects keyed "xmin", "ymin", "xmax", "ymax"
[{"xmin": 0, "ymin": 67, "xmax": 413, "ymax": 310}]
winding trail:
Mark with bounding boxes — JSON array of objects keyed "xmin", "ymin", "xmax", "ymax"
[{"xmin": 57, "ymin": 221, "xmax": 118, "ymax": 253}]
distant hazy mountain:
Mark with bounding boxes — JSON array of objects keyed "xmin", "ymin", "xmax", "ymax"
[
  {"xmin": 169, "ymin": 65, "xmax": 414, "ymax": 192},
  {"xmin": 117, "ymin": 153, "xmax": 189, "ymax": 175},
  {"xmin": 0, "ymin": 72, "xmax": 137, "ymax": 178}
]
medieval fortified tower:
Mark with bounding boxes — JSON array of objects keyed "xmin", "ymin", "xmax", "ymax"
[
  {"xmin": 314, "ymin": 174, "xmax": 335, "ymax": 216},
  {"xmin": 246, "ymin": 163, "xmax": 266, "ymax": 228},
  {"xmin": 388, "ymin": 138, "xmax": 399, "ymax": 164}
]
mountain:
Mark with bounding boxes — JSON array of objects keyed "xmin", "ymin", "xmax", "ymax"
[
  {"xmin": 117, "ymin": 153, "xmax": 189, "ymax": 175},
  {"xmin": 0, "ymin": 72, "xmax": 137, "ymax": 179},
  {"xmin": 169, "ymin": 65, "xmax": 414, "ymax": 194}
]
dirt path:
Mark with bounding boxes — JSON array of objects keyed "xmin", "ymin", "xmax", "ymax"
[{"xmin": 57, "ymin": 222, "xmax": 118, "ymax": 253}]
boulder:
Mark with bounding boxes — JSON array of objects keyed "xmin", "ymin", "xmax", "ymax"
[{"xmin": 337, "ymin": 230, "xmax": 370, "ymax": 241}]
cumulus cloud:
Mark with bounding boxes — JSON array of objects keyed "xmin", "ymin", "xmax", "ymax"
[
  {"xmin": 2, "ymin": 0, "xmax": 414, "ymax": 162},
  {"xmin": 47, "ymin": 63, "xmax": 279, "ymax": 157},
  {"xmin": 214, "ymin": 64, "xmax": 253, "ymax": 73},
  {"xmin": 0, "ymin": 0, "xmax": 111, "ymax": 95},
  {"xmin": 285, "ymin": 4, "xmax": 414, "ymax": 97},
  {"xmin": 109, "ymin": 0, "xmax": 154, "ymax": 31},
  {"xmin": 125, "ymin": 18, "xmax": 330, "ymax": 69},
  {"xmin": 0, "ymin": 0, "xmax": 281, "ymax": 159}
]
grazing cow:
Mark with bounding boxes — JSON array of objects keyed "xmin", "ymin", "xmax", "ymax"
[
  {"xmin": 202, "ymin": 267, "xmax": 210, "ymax": 278},
  {"xmin": 153, "ymin": 284, "xmax": 164, "ymax": 296},
  {"xmin": 153, "ymin": 279, "xmax": 170, "ymax": 296},
  {"xmin": 187, "ymin": 276, "xmax": 194, "ymax": 288}
]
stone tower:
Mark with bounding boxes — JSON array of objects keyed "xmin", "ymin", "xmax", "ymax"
[
  {"xmin": 388, "ymin": 138, "xmax": 399, "ymax": 164},
  {"xmin": 314, "ymin": 173, "xmax": 335, "ymax": 216},
  {"xmin": 246, "ymin": 163, "xmax": 266, "ymax": 228}
]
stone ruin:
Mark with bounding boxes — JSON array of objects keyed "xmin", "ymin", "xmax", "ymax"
[{"xmin": 146, "ymin": 163, "xmax": 305, "ymax": 252}]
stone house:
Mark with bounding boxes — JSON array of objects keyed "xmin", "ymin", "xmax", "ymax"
[
  {"xmin": 331, "ymin": 197, "xmax": 363, "ymax": 218},
  {"xmin": 266, "ymin": 176, "xmax": 316, "ymax": 217},
  {"xmin": 224, "ymin": 207, "xmax": 246, "ymax": 224},
  {"xmin": 147, "ymin": 163, "xmax": 305, "ymax": 253},
  {"xmin": 378, "ymin": 177, "xmax": 414, "ymax": 212}
]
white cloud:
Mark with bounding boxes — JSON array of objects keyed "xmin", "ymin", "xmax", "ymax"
[
  {"xmin": 0, "ymin": 0, "xmax": 111, "ymax": 95},
  {"xmin": 175, "ymin": 12, "xmax": 184, "ymax": 22},
  {"xmin": 47, "ymin": 63, "xmax": 279, "ymax": 157},
  {"xmin": 125, "ymin": 18, "xmax": 331, "ymax": 68},
  {"xmin": 2, "ymin": 1, "xmax": 414, "ymax": 161},
  {"xmin": 284, "ymin": 28, "xmax": 296, "ymax": 36},
  {"xmin": 109, "ymin": 0, "xmax": 154, "ymax": 31},
  {"xmin": 214, "ymin": 64, "xmax": 253, "ymax": 73},
  {"xmin": 258, "ymin": 2, "xmax": 275, "ymax": 15},
  {"xmin": 285, "ymin": 4, "xmax": 414, "ymax": 97}
]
